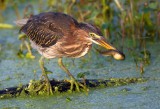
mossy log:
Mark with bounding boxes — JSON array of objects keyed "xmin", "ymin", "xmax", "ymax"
[{"xmin": 0, "ymin": 77, "xmax": 147, "ymax": 99}]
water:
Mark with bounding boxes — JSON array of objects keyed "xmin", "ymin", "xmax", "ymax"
[{"xmin": 0, "ymin": 2, "xmax": 160, "ymax": 109}]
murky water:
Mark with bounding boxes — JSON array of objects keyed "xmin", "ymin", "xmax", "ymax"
[{"xmin": 0, "ymin": 2, "xmax": 160, "ymax": 109}]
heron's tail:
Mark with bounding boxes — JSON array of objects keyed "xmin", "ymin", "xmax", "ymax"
[{"xmin": 14, "ymin": 19, "xmax": 28, "ymax": 27}]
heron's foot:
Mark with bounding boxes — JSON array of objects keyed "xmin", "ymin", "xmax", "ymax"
[
  {"xmin": 27, "ymin": 79, "xmax": 53, "ymax": 95},
  {"xmin": 41, "ymin": 75, "xmax": 54, "ymax": 95},
  {"xmin": 39, "ymin": 57, "xmax": 53, "ymax": 95},
  {"xmin": 66, "ymin": 77, "xmax": 89, "ymax": 92},
  {"xmin": 45, "ymin": 79, "xmax": 54, "ymax": 95}
]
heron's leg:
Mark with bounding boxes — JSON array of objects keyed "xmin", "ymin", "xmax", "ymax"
[
  {"xmin": 39, "ymin": 56, "xmax": 53, "ymax": 95},
  {"xmin": 58, "ymin": 58, "xmax": 87, "ymax": 92}
]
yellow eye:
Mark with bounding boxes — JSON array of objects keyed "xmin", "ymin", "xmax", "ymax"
[
  {"xmin": 89, "ymin": 33, "xmax": 95, "ymax": 37},
  {"xmin": 89, "ymin": 32, "xmax": 100, "ymax": 38}
]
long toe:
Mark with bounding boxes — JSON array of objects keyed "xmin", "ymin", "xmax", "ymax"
[
  {"xmin": 67, "ymin": 77, "xmax": 89, "ymax": 92},
  {"xmin": 46, "ymin": 82, "xmax": 53, "ymax": 95},
  {"xmin": 46, "ymin": 80, "xmax": 54, "ymax": 95}
]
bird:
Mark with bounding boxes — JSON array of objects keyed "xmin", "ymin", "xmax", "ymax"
[{"xmin": 15, "ymin": 12, "xmax": 125, "ymax": 95}]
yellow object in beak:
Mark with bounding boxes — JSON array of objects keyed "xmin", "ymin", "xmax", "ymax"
[
  {"xmin": 89, "ymin": 33, "xmax": 125, "ymax": 60},
  {"xmin": 97, "ymin": 38, "xmax": 125, "ymax": 60}
]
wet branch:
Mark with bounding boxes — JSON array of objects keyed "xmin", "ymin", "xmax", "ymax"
[{"xmin": 0, "ymin": 77, "xmax": 147, "ymax": 99}]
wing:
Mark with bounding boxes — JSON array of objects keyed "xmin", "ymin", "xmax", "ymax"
[{"xmin": 20, "ymin": 17, "xmax": 64, "ymax": 47}]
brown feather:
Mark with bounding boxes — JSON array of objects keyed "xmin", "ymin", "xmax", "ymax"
[{"xmin": 20, "ymin": 12, "xmax": 79, "ymax": 47}]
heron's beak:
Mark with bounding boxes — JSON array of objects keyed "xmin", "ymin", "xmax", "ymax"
[
  {"xmin": 91, "ymin": 34, "xmax": 125, "ymax": 60},
  {"xmin": 95, "ymin": 37, "xmax": 116, "ymax": 50},
  {"xmin": 91, "ymin": 34, "xmax": 116, "ymax": 50}
]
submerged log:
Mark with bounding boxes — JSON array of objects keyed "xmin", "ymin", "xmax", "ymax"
[{"xmin": 0, "ymin": 77, "xmax": 147, "ymax": 99}]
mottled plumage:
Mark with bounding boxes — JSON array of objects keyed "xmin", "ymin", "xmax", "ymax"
[
  {"xmin": 20, "ymin": 12, "xmax": 102, "ymax": 58},
  {"xmin": 16, "ymin": 12, "xmax": 125, "ymax": 94}
]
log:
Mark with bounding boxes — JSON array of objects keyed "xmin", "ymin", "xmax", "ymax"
[{"xmin": 0, "ymin": 77, "xmax": 147, "ymax": 99}]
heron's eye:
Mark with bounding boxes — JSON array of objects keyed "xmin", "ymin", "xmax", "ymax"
[
  {"xmin": 89, "ymin": 32, "xmax": 100, "ymax": 39},
  {"xmin": 89, "ymin": 33, "xmax": 95, "ymax": 37}
]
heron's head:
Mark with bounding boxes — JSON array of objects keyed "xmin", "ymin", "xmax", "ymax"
[
  {"xmin": 88, "ymin": 32, "xmax": 125, "ymax": 60},
  {"xmin": 80, "ymin": 23, "xmax": 125, "ymax": 60}
]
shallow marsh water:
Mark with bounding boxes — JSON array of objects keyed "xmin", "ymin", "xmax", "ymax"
[{"xmin": 0, "ymin": 3, "xmax": 160, "ymax": 109}]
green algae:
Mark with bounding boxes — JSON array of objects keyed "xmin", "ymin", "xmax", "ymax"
[
  {"xmin": 0, "ymin": 94, "xmax": 13, "ymax": 99},
  {"xmin": 17, "ymin": 34, "xmax": 35, "ymax": 59},
  {"xmin": 0, "ymin": 77, "xmax": 147, "ymax": 99},
  {"xmin": 0, "ymin": 1, "xmax": 160, "ymax": 108},
  {"xmin": 26, "ymin": 80, "xmax": 49, "ymax": 96}
]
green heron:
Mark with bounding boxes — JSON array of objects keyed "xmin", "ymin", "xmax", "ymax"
[{"xmin": 15, "ymin": 12, "xmax": 125, "ymax": 94}]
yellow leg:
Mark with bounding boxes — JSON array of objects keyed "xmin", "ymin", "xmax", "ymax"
[
  {"xmin": 58, "ymin": 58, "xmax": 88, "ymax": 92},
  {"xmin": 39, "ymin": 56, "xmax": 53, "ymax": 95}
]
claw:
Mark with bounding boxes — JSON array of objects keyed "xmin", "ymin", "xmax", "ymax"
[
  {"xmin": 39, "ymin": 56, "xmax": 53, "ymax": 95},
  {"xmin": 66, "ymin": 77, "xmax": 89, "ymax": 92},
  {"xmin": 58, "ymin": 58, "xmax": 89, "ymax": 92},
  {"xmin": 45, "ymin": 79, "xmax": 53, "ymax": 95}
]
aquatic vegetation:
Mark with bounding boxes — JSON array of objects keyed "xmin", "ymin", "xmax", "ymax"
[
  {"xmin": 17, "ymin": 34, "xmax": 35, "ymax": 59},
  {"xmin": 0, "ymin": 23, "xmax": 14, "ymax": 29},
  {"xmin": 0, "ymin": 0, "xmax": 159, "ymax": 101},
  {"xmin": 0, "ymin": 77, "xmax": 147, "ymax": 99}
]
